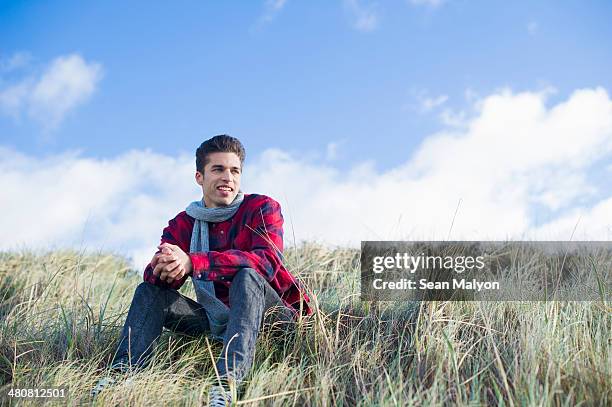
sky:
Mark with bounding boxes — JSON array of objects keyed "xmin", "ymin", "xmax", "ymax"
[{"xmin": 1, "ymin": 0, "xmax": 611, "ymax": 268}]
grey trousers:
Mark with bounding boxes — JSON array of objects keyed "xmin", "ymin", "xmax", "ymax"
[{"xmin": 111, "ymin": 268, "xmax": 295, "ymax": 383}]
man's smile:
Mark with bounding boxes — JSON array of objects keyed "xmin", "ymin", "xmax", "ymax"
[{"xmin": 217, "ymin": 185, "xmax": 234, "ymax": 197}]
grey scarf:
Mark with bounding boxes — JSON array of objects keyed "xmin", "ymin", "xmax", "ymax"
[{"xmin": 186, "ymin": 191, "xmax": 245, "ymax": 340}]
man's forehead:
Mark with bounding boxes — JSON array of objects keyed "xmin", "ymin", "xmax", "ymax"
[{"xmin": 207, "ymin": 152, "xmax": 241, "ymax": 167}]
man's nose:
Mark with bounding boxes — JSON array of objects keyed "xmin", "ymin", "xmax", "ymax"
[{"xmin": 221, "ymin": 169, "xmax": 232, "ymax": 181}]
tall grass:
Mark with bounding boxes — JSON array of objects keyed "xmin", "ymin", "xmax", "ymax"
[{"xmin": 0, "ymin": 244, "xmax": 610, "ymax": 406}]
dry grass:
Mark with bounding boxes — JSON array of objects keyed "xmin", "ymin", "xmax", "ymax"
[{"xmin": 0, "ymin": 244, "xmax": 610, "ymax": 406}]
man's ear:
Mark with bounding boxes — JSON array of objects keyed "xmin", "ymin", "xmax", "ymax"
[{"xmin": 195, "ymin": 171, "xmax": 204, "ymax": 186}]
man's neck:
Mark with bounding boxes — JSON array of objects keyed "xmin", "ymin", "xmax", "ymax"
[{"xmin": 202, "ymin": 197, "xmax": 232, "ymax": 209}]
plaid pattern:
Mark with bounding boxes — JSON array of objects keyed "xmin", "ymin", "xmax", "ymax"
[{"xmin": 143, "ymin": 194, "xmax": 311, "ymax": 315}]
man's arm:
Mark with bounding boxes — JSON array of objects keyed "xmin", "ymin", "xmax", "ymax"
[
  {"xmin": 190, "ymin": 197, "xmax": 285, "ymax": 283},
  {"xmin": 143, "ymin": 215, "xmax": 191, "ymax": 290}
]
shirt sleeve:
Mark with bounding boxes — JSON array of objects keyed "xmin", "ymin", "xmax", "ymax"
[
  {"xmin": 143, "ymin": 215, "xmax": 191, "ymax": 290},
  {"xmin": 189, "ymin": 198, "xmax": 285, "ymax": 283}
]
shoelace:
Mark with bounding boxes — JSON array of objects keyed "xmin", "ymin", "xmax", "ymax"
[
  {"xmin": 207, "ymin": 384, "xmax": 232, "ymax": 407},
  {"xmin": 91, "ymin": 376, "xmax": 117, "ymax": 397}
]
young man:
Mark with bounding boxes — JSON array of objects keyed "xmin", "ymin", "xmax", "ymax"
[{"xmin": 92, "ymin": 135, "xmax": 311, "ymax": 405}]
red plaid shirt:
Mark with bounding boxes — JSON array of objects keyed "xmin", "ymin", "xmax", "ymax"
[{"xmin": 143, "ymin": 194, "xmax": 311, "ymax": 316}]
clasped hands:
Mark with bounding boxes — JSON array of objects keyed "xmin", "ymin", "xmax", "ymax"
[{"xmin": 151, "ymin": 243, "xmax": 193, "ymax": 284}]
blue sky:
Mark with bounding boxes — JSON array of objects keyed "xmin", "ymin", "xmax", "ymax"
[
  {"xmin": 1, "ymin": 1, "xmax": 612, "ymax": 266},
  {"xmin": 2, "ymin": 0, "xmax": 611, "ymax": 169}
]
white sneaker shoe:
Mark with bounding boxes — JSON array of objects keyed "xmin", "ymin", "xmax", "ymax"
[
  {"xmin": 91, "ymin": 375, "xmax": 117, "ymax": 397},
  {"xmin": 207, "ymin": 384, "xmax": 233, "ymax": 406}
]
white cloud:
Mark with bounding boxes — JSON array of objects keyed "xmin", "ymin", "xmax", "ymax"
[
  {"xmin": 246, "ymin": 87, "xmax": 612, "ymax": 244},
  {"xmin": 258, "ymin": 0, "xmax": 288, "ymax": 24},
  {"xmin": 408, "ymin": 0, "xmax": 445, "ymax": 8},
  {"xmin": 438, "ymin": 108, "xmax": 467, "ymax": 127},
  {"xmin": 406, "ymin": 89, "xmax": 449, "ymax": 114},
  {"xmin": 1, "ymin": 87, "xmax": 611, "ymax": 269},
  {"xmin": 420, "ymin": 94, "xmax": 448, "ymax": 112},
  {"xmin": 0, "ymin": 148, "xmax": 197, "ymax": 268},
  {"xmin": 0, "ymin": 80, "xmax": 32, "ymax": 119},
  {"xmin": 0, "ymin": 53, "xmax": 102, "ymax": 130},
  {"xmin": 531, "ymin": 197, "xmax": 612, "ymax": 240},
  {"xmin": 343, "ymin": 0, "xmax": 379, "ymax": 32},
  {"xmin": 0, "ymin": 51, "xmax": 32, "ymax": 73}
]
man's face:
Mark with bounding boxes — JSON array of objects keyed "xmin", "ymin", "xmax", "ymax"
[{"xmin": 195, "ymin": 152, "xmax": 242, "ymax": 208}]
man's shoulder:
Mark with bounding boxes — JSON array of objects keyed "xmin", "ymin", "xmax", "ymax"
[
  {"xmin": 240, "ymin": 194, "xmax": 282, "ymax": 218},
  {"xmin": 168, "ymin": 210, "xmax": 195, "ymax": 227},
  {"xmin": 243, "ymin": 193, "xmax": 280, "ymax": 206},
  {"xmin": 242, "ymin": 193, "xmax": 281, "ymax": 209},
  {"xmin": 160, "ymin": 211, "xmax": 194, "ymax": 244},
  {"xmin": 167, "ymin": 195, "xmax": 282, "ymax": 223}
]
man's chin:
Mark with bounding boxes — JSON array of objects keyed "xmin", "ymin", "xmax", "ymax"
[{"xmin": 216, "ymin": 196, "xmax": 237, "ymax": 207}]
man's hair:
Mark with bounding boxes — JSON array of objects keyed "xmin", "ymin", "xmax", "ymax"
[{"xmin": 196, "ymin": 134, "xmax": 246, "ymax": 172}]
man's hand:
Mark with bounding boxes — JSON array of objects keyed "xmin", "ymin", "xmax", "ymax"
[{"xmin": 152, "ymin": 243, "xmax": 193, "ymax": 284}]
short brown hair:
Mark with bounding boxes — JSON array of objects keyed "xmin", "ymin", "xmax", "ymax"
[{"xmin": 196, "ymin": 134, "xmax": 246, "ymax": 172}]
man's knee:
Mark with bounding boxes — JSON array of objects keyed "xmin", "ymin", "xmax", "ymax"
[
  {"xmin": 232, "ymin": 268, "xmax": 264, "ymax": 287},
  {"xmin": 134, "ymin": 281, "xmax": 162, "ymax": 298}
]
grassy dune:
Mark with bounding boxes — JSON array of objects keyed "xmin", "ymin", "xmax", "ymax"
[{"xmin": 0, "ymin": 245, "xmax": 610, "ymax": 406}]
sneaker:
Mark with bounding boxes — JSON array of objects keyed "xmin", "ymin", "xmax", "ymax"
[
  {"xmin": 207, "ymin": 384, "xmax": 233, "ymax": 407},
  {"xmin": 91, "ymin": 375, "xmax": 117, "ymax": 397}
]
